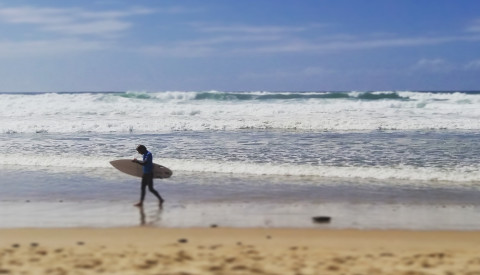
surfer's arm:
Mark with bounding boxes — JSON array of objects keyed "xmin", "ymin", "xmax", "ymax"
[
  {"xmin": 133, "ymin": 153, "xmax": 152, "ymax": 166},
  {"xmin": 132, "ymin": 159, "xmax": 146, "ymax": 165}
]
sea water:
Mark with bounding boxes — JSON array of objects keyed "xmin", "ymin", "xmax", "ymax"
[{"xmin": 1, "ymin": 91, "xmax": 480, "ymax": 229}]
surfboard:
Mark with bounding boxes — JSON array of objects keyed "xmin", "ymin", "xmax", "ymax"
[{"xmin": 110, "ymin": 159, "xmax": 173, "ymax": 179}]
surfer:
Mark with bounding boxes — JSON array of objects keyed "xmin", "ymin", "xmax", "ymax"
[{"xmin": 132, "ymin": 145, "xmax": 164, "ymax": 207}]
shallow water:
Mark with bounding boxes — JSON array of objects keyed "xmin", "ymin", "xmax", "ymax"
[{"xmin": 1, "ymin": 167, "xmax": 480, "ymax": 229}]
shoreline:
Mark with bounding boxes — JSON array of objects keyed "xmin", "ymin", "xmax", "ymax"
[
  {"xmin": 1, "ymin": 227, "xmax": 480, "ymax": 274},
  {"xmin": 2, "ymin": 199, "xmax": 480, "ymax": 230}
]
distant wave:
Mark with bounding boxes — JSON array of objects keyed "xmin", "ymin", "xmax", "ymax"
[
  {"xmin": 193, "ymin": 91, "xmax": 355, "ymax": 101},
  {"xmin": 113, "ymin": 91, "xmax": 411, "ymax": 102},
  {"xmin": 104, "ymin": 90, "xmax": 480, "ymax": 102}
]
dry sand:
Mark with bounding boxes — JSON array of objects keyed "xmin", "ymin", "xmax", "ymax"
[{"xmin": 1, "ymin": 227, "xmax": 480, "ymax": 275}]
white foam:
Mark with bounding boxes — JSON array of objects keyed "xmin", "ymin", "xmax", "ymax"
[
  {"xmin": 2, "ymin": 91, "xmax": 480, "ymax": 133},
  {"xmin": 2, "ymin": 154, "xmax": 480, "ymax": 185},
  {"xmin": 0, "ymin": 154, "xmax": 112, "ymax": 169}
]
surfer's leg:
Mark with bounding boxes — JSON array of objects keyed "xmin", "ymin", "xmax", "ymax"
[
  {"xmin": 135, "ymin": 176, "xmax": 148, "ymax": 207},
  {"xmin": 149, "ymin": 186, "xmax": 164, "ymax": 203},
  {"xmin": 146, "ymin": 174, "xmax": 164, "ymax": 204}
]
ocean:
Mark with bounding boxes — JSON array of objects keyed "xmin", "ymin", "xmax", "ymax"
[{"xmin": 1, "ymin": 90, "xmax": 480, "ymax": 229}]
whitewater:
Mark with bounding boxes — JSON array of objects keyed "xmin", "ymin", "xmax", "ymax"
[{"xmin": 1, "ymin": 91, "xmax": 480, "ymax": 134}]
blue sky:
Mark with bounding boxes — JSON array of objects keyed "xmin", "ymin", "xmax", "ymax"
[{"xmin": 0, "ymin": 0, "xmax": 479, "ymax": 92}]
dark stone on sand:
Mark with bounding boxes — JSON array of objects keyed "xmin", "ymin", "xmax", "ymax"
[
  {"xmin": 11, "ymin": 244, "xmax": 20, "ymax": 248},
  {"xmin": 178, "ymin": 238, "xmax": 188, "ymax": 243},
  {"xmin": 312, "ymin": 216, "xmax": 331, "ymax": 223},
  {"xmin": 266, "ymin": 235, "xmax": 272, "ymax": 239},
  {"xmin": 210, "ymin": 224, "xmax": 218, "ymax": 228},
  {"xmin": 77, "ymin": 241, "xmax": 85, "ymax": 246},
  {"xmin": 30, "ymin": 242, "xmax": 39, "ymax": 247}
]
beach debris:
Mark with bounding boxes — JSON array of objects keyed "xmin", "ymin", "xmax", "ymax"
[
  {"xmin": 36, "ymin": 250, "xmax": 48, "ymax": 256},
  {"xmin": 30, "ymin": 242, "xmax": 39, "ymax": 247},
  {"xmin": 11, "ymin": 244, "xmax": 20, "ymax": 248},
  {"xmin": 210, "ymin": 224, "xmax": 218, "ymax": 228},
  {"xmin": 312, "ymin": 216, "xmax": 331, "ymax": 223},
  {"xmin": 380, "ymin": 252, "xmax": 395, "ymax": 257},
  {"xmin": 178, "ymin": 238, "xmax": 188, "ymax": 243},
  {"xmin": 77, "ymin": 241, "xmax": 85, "ymax": 246}
]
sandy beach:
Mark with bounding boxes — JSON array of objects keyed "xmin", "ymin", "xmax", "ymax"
[{"xmin": 1, "ymin": 227, "xmax": 480, "ymax": 275}]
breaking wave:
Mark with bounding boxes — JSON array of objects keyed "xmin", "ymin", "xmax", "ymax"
[{"xmin": 1, "ymin": 91, "xmax": 480, "ymax": 133}]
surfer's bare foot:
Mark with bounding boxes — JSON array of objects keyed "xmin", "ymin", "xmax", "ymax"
[
  {"xmin": 134, "ymin": 202, "xmax": 143, "ymax": 207},
  {"xmin": 159, "ymin": 199, "xmax": 164, "ymax": 207}
]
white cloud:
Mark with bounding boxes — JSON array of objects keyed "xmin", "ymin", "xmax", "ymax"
[
  {"xmin": 410, "ymin": 58, "xmax": 480, "ymax": 73},
  {"xmin": 0, "ymin": 6, "xmax": 71, "ymax": 25},
  {"xmin": 138, "ymin": 20, "xmax": 480, "ymax": 58},
  {"xmin": 195, "ymin": 23, "xmax": 322, "ymax": 35},
  {"xmin": 465, "ymin": 59, "xmax": 480, "ymax": 70},
  {"xmin": 466, "ymin": 18, "xmax": 480, "ymax": 33},
  {"xmin": 411, "ymin": 58, "xmax": 453, "ymax": 73},
  {"xmin": 233, "ymin": 35, "xmax": 480, "ymax": 55},
  {"xmin": 139, "ymin": 44, "xmax": 215, "ymax": 58},
  {"xmin": 415, "ymin": 58, "xmax": 447, "ymax": 66},
  {"xmin": 0, "ymin": 39, "xmax": 107, "ymax": 57},
  {"xmin": 0, "ymin": 5, "xmax": 154, "ymax": 37},
  {"xmin": 0, "ymin": 5, "xmax": 155, "ymax": 56},
  {"xmin": 137, "ymin": 30, "xmax": 286, "ymax": 57},
  {"xmin": 181, "ymin": 34, "xmax": 282, "ymax": 47},
  {"xmin": 43, "ymin": 19, "xmax": 131, "ymax": 36}
]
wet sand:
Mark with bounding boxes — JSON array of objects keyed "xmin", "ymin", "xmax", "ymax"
[{"xmin": 1, "ymin": 227, "xmax": 480, "ymax": 274}]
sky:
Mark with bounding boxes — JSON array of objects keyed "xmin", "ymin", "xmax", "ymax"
[{"xmin": 0, "ymin": 0, "xmax": 479, "ymax": 92}]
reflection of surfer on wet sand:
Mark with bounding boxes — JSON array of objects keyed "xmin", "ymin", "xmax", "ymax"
[
  {"xmin": 132, "ymin": 145, "xmax": 164, "ymax": 208},
  {"xmin": 139, "ymin": 205, "xmax": 163, "ymax": 226}
]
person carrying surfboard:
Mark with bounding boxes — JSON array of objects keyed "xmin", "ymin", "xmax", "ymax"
[{"xmin": 132, "ymin": 145, "xmax": 164, "ymax": 207}]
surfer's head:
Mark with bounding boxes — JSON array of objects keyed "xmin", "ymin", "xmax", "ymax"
[{"xmin": 136, "ymin": 145, "xmax": 147, "ymax": 154}]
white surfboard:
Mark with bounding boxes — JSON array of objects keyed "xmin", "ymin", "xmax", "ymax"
[{"xmin": 110, "ymin": 159, "xmax": 172, "ymax": 179}]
